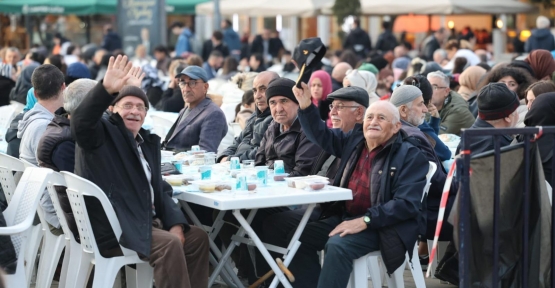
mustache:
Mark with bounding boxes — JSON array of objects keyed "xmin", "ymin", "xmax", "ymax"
[
  {"xmin": 126, "ymin": 115, "xmax": 142, "ymax": 121},
  {"xmin": 367, "ymin": 125, "xmax": 381, "ymax": 131}
]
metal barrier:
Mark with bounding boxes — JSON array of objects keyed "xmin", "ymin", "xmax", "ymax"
[{"xmin": 458, "ymin": 126, "xmax": 555, "ymax": 287}]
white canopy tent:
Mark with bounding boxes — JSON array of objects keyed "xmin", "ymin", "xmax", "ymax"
[
  {"xmin": 322, "ymin": 0, "xmax": 536, "ymax": 15},
  {"xmin": 195, "ymin": 0, "xmax": 333, "ymax": 17}
]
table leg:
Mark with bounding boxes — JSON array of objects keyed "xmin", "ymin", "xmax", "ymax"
[
  {"xmin": 268, "ymin": 204, "xmax": 316, "ymax": 288},
  {"xmin": 180, "ymin": 201, "xmax": 245, "ymax": 288},
  {"xmin": 232, "ymin": 209, "xmax": 293, "ymax": 288},
  {"xmin": 208, "ymin": 208, "xmax": 258, "ymax": 288}
]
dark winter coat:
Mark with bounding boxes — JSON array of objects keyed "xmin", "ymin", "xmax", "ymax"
[
  {"xmin": 72, "ymin": 82, "xmax": 188, "ymax": 257},
  {"xmin": 255, "ymin": 118, "xmax": 322, "ymax": 177},
  {"xmin": 525, "ymin": 28, "xmax": 555, "ymax": 53},
  {"xmin": 218, "ymin": 107, "xmax": 272, "ymax": 162},
  {"xmin": 101, "ymin": 31, "xmax": 123, "ymax": 52},
  {"xmin": 298, "ymin": 104, "xmax": 428, "ymax": 273},
  {"xmin": 344, "ymin": 27, "xmax": 373, "ymax": 58},
  {"xmin": 36, "ymin": 108, "xmax": 80, "ymax": 242},
  {"xmin": 5, "ymin": 112, "xmax": 24, "ymax": 158},
  {"xmin": 155, "ymin": 87, "xmax": 184, "ymax": 113},
  {"xmin": 250, "ymin": 36, "xmax": 284, "ymax": 59},
  {"xmin": 375, "ymin": 30, "xmax": 398, "ymax": 53}
]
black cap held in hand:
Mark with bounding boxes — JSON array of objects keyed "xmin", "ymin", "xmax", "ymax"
[
  {"xmin": 477, "ymin": 82, "xmax": 519, "ymax": 121},
  {"xmin": 293, "ymin": 37, "xmax": 327, "ymax": 88}
]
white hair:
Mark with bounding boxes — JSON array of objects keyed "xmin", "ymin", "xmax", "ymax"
[
  {"xmin": 366, "ymin": 101, "xmax": 401, "ymax": 125},
  {"xmin": 433, "ymin": 49, "xmax": 447, "ymax": 60},
  {"xmin": 63, "ymin": 79, "xmax": 98, "ymax": 114},
  {"xmin": 427, "ymin": 70, "xmax": 450, "ymax": 87},
  {"xmin": 537, "ymin": 16, "xmax": 550, "ymax": 29}
]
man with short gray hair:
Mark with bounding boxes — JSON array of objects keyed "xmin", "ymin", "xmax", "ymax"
[
  {"xmin": 427, "ymin": 70, "xmax": 475, "ymax": 135},
  {"xmin": 433, "ymin": 49, "xmax": 448, "ymax": 66},
  {"xmin": 525, "ymin": 15, "xmax": 555, "ymax": 52}
]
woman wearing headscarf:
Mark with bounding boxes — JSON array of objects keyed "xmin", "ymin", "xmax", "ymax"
[
  {"xmin": 309, "ymin": 70, "xmax": 333, "ymax": 127},
  {"xmin": 487, "ymin": 66, "xmax": 535, "ymax": 127},
  {"xmin": 524, "ymin": 49, "xmax": 555, "ymax": 80},
  {"xmin": 9, "ymin": 62, "xmax": 39, "ymax": 105},
  {"xmin": 458, "ymin": 66, "xmax": 487, "ymax": 101},
  {"xmin": 343, "ymin": 69, "xmax": 380, "ymax": 104},
  {"xmin": 523, "ymin": 92, "xmax": 555, "ymax": 186}
]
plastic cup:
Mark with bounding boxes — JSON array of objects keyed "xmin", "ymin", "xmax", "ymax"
[
  {"xmin": 200, "ymin": 166, "xmax": 212, "ymax": 180},
  {"xmin": 242, "ymin": 160, "xmax": 254, "ymax": 169},
  {"xmin": 230, "ymin": 157, "xmax": 241, "ymax": 170},
  {"xmin": 236, "ymin": 173, "xmax": 248, "ymax": 190},
  {"xmin": 274, "ymin": 160, "xmax": 285, "ymax": 174},
  {"xmin": 172, "ymin": 161, "xmax": 183, "ymax": 173},
  {"xmin": 191, "ymin": 145, "xmax": 201, "ymax": 151},
  {"xmin": 255, "ymin": 166, "xmax": 268, "ymax": 186}
]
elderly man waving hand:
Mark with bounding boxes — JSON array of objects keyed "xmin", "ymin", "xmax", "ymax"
[{"xmin": 286, "ymin": 82, "xmax": 429, "ymax": 288}]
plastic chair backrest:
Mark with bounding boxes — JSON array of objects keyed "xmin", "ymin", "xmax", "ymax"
[
  {"xmin": 3, "ymin": 167, "xmax": 52, "ymax": 257},
  {"xmin": 20, "ymin": 159, "xmax": 37, "ymax": 168},
  {"xmin": 0, "ymin": 153, "xmax": 25, "ymax": 204},
  {"xmin": 47, "ymin": 172, "xmax": 78, "ymax": 243},
  {"xmin": 0, "ymin": 105, "xmax": 15, "ymax": 129},
  {"xmin": 61, "ymin": 172, "xmax": 127, "ymax": 256},
  {"xmin": 422, "ymin": 162, "xmax": 437, "ymax": 202},
  {"xmin": 151, "ymin": 114, "xmax": 175, "ymax": 139}
]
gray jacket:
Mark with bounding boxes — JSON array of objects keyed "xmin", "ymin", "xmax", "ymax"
[
  {"xmin": 17, "ymin": 102, "xmax": 59, "ymax": 228},
  {"xmin": 163, "ymin": 97, "xmax": 227, "ymax": 153},
  {"xmin": 218, "ymin": 107, "xmax": 272, "ymax": 162}
]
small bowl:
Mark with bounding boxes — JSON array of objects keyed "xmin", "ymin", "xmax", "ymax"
[
  {"xmin": 199, "ymin": 183, "xmax": 216, "ymax": 193},
  {"xmin": 273, "ymin": 173, "xmax": 289, "ymax": 181}
]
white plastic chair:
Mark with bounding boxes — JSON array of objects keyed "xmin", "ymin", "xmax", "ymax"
[
  {"xmin": 10, "ymin": 101, "xmax": 25, "ymax": 115},
  {"xmin": 20, "ymin": 159, "xmax": 66, "ymax": 288},
  {"xmin": 0, "ymin": 105, "xmax": 15, "ymax": 130},
  {"xmin": 0, "ymin": 167, "xmax": 52, "ymax": 288},
  {"xmin": 151, "ymin": 114, "xmax": 175, "ymax": 140},
  {"xmin": 349, "ymin": 162, "xmax": 437, "ymax": 288},
  {"xmin": 60, "ymin": 171, "xmax": 153, "ymax": 288},
  {"xmin": 0, "ymin": 153, "xmax": 43, "ymax": 285}
]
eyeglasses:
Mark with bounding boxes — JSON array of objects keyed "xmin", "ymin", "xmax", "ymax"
[
  {"xmin": 178, "ymin": 80, "xmax": 203, "ymax": 88},
  {"xmin": 432, "ymin": 85, "xmax": 448, "ymax": 91},
  {"xmin": 329, "ymin": 104, "xmax": 360, "ymax": 110},
  {"xmin": 116, "ymin": 103, "xmax": 148, "ymax": 112}
]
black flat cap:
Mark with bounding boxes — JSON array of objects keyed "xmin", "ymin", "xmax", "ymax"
[
  {"xmin": 293, "ymin": 37, "xmax": 326, "ymax": 88},
  {"xmin": 327, "ymin": 86, "xmax": 369, "ymax": 108}
]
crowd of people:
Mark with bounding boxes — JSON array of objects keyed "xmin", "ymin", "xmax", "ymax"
[{"xmin": 1, "ymin": 14, "xmax": 555, "ymax": 288}]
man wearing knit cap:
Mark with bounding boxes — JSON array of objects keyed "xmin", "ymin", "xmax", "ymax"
[
  {"xmin": 255, "ymin": 77, "xmax": 322, "ymax": 176},
  {"xmin": 390, "ymin": 84, "xmax": 456, "ymax": 261},
  {"xmin": 72, "ymin": 55, "xmax": 209, "ymax": 288},
  {"xmin": 435, "ymin": 82, "xmax": 519, "ymax": 285},
  {"xmin": 162, "ymin": 65, "xmax": 227, "ymax": 153}
]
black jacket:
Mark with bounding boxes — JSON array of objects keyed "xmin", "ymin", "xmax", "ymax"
[
  {"xmin": 250, "ymin": 36, "xmax": 284, "ymax": 59},
  {"xmin": 72, "ymin": 82, "xmax": 188, "ymax": 257},
  {"xmin": 423, "ymin": 36, "xmax": 441, "ymax": 61},
  {"xmin": 101, "ymin": 31, "xmax": 122, "ymax": 52},
  {"xmin": 255, "ymin": 118, "xmax": 322, "ymax": 176},
  {"xmin": 344, "ymin": 27, "xmax": 373, "ymax": 58},
  {"xmin": 456, "ymin": 118, "xmax": 513, "ymax": 156},
  {"xmin": 401, "ymin": 120, "xmax": 455, "ymax": 240},
  {"xmin": 375, "ymin": 30, "xmax": 398, "ymax": 53},
  {"xmin": 155, "ymin": 87, "xmax": 184, "ymax": 113},
  {"xmin": 36, "ymin": 108, "xmax": 80, "ymax": 242},
  {"xmin": 201, "ymin": 41, "xmax": 230, "ymax": 61},
  {"xmin": 298, "ymin": 104, "xmax": 428, "ymax": 273},
  {"xmin": 0, "ymin": 75, "xmax": 15, "ymax": 107},
  {"xmin": 219, "ymin": 107, "xmax": 272, "ymax": 162}
]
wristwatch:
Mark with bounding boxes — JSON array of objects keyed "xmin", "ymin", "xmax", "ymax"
[{"xmin": 363, "ymin": 215, "xmax": 371, "ymax": 225}]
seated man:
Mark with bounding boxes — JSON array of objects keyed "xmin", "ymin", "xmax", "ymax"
[
  {"xmin": 389, "ymin": 85, "xmax": 455, "ymax": 258},
  {"xmin": 437, "ymin": 82, "xmax": 520, "ymax": 285},
  {"xmin": 287, "ymin": 83, "xmax": 428, "ymax": 288},
  {"xmin": 255, "ymin": 78, "xmax": 322, "ymax": 176},
  {"xmin": 37, "ymin": 79, "xmax": 97, "ymax": 238},
  {"xmin": 72, "ymin": 55, "xmax": 209, "ymax": 288},
  {"xmin": 218, "ymin": 71, "xmax": 278, "ymax": 162},
  {"xmin": 163, "ymin": 66, "xmax": 227, "ymax": 153}
]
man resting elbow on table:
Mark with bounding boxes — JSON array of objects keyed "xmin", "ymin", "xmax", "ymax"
[
  {"xmin": 278, "ymin": 83, "xmax": 428, "ymax": 288},
  {"xmin": 71, "ymin": 55, "xmax": 209, "ymax": 288},
  {"xmin": 162, "ymin": 65, "xmax": 227, "ymax": 153}
]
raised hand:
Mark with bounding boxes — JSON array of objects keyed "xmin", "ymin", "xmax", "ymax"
[
  {"xmin": 125, "ymin": 66, "xmax": 146, "ymax": 88},
  {"xmin": 292, "ymin": 81, "xmax": 312, "ymax": 110},
  {"xmin": 102, "ymin": 55, "xmax": 133, "ymax": 94}
]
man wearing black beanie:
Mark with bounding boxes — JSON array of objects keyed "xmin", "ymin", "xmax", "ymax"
[{"xmin": 437, "ymin": 82, "xmax": 519, "ymax": 284}]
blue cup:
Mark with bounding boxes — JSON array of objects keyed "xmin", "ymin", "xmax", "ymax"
[
  {"xmin": 255, "ymin": 166, "xmax": 268, "ymax": 186},
  {"xmin": 200, "ymin": 166, "xmax": 212, "ymax": 180}
]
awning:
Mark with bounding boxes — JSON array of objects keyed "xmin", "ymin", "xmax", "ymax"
[
  {"xmin": 196, "ymin": 0, "xmax": 334, "ymax": 17},
  {"xmin": 0, "ymin": 0, "xmax": 208, "ymax": 15},
  {"xmin": 321, "ymin": 0, "xmax": 537, "ymax": 15}
]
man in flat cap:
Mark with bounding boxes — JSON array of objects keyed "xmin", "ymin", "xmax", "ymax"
[
  {"xmin": 72, "ymin": 55, "xmax": 209, "ymax": 288},
  {"xmin": 162, "ymin": 65, "xmax": 227, "ymax": 153},
  {"xmin": 390, "ymin": 84, "xmax": 455, "ymax": 262}
]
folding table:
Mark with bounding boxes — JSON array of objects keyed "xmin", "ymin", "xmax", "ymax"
[{"xmin": 173, "ymin": 184, "xmax": 352, "ymax": 288}]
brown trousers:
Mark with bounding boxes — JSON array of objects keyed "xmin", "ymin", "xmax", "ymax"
[{"xmin": 150, "ymin": 218, "xmax": 210, "ymax": 288}]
